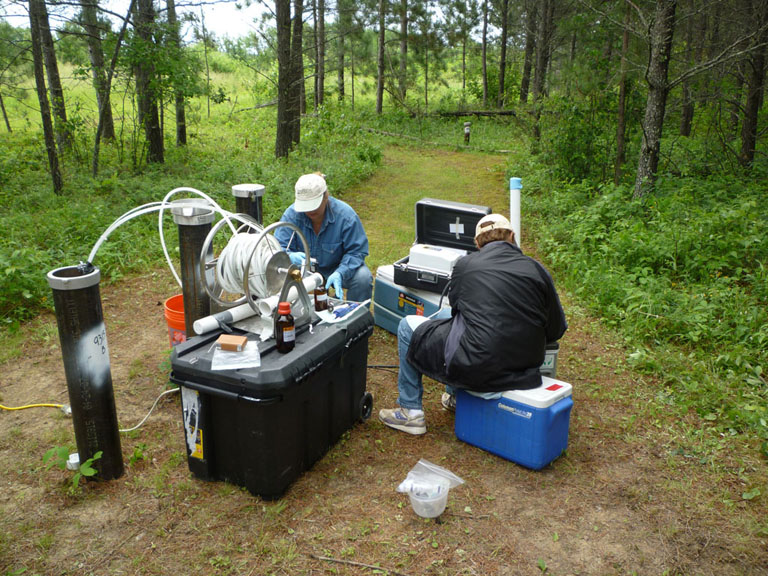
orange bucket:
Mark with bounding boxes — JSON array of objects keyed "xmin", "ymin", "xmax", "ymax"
[{"xmin": 164, "ymin": 294, "xmax": 186, "ymax": 346}]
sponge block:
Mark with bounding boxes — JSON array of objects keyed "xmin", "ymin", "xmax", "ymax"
[{"xmin": 217, "ymin": 334, "xmax": 248, "ymax": 352}]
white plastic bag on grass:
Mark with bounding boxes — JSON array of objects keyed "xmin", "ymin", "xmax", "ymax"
[{"xmin": 397, "ymin": 458, "xmax": 464, "ymax": 498}]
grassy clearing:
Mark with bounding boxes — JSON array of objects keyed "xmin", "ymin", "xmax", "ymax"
[{"xmin": 1, "ymin": 144, "xmax": 767, "ymax": 575}]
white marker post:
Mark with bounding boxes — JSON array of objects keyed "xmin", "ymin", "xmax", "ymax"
[{"xmin": 509, "ymin": 177, "xmax": 522, "ymax": 248}]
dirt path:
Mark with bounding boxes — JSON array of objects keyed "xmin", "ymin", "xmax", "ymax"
[{"xmin": 1, "ymin": 146, "xmax": 766, "ymax": 575}]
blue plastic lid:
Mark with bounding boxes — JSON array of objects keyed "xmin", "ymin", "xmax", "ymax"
[{"xmin": 509, "ymin": 177, "xmax": 522, "ymax": 190}]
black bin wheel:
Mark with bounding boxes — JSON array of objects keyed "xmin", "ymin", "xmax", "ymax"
[{"xmin": 359, "ymin": 392, "xmax": 373, "ymax": 422}]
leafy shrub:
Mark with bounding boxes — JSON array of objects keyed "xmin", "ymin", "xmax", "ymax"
[
  {"xmin": 539, "ymin": 94, "xmax": 616, "ymax": 182},
  {"xmin": 526, "ymin": 171, "xmax": 768, "ymax": 439}
]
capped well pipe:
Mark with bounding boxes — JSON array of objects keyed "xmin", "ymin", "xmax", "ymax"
[
  {"xmin": 171, "ymin": 199, "xmax": 215, "ymax": 336},
  {"xmin": 509, "ymin": 177, "xmax": 522, "ymax": 248},
  {"xmin": 232, "ymin": 183, "xmax": 265, "ymax": 226},
  {"xmin": 47, "ymin": 264, "xmax": 123, "ymax": 481}
]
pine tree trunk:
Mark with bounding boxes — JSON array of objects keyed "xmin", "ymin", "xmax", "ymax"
[
  {"xmin": 532, "ymin": 0, "xmax": 553, "ymax": 102},
  {"xmin": 740, "ymin": 0, "xmax": 768, "ymax": 166},
  {"xmin": 424, "ymin": 41, "xmax": 428, "ymax": 112},
  {"xmin": 34, "ymin": 0, "xmax": 71, "ymax": 151},
  {"xmin": 80, "ymin": 0, "xmax": 115, "ymax": 141},
  {"xmin": 519, "ymin": 0, "xmax": 537, "ymax": 104},
  {"xmin": 135, "ymin": 0, "xmax": 164, "ymax": 163},
  {"xmin": 289, "ymin": 0, "xmax": 304, "ymax": 146},
  {"xmin": 351, "ymin": 44, "xmax": 355, "ymax": 110},
  {"xmin": 532, "ymin": 0, "xmax": 554, "ymax": 141},
  {"xmin": 92, "ymin": 0, "xmax": 135, "ymax": 176},
  {"xmin": 462, "ymin": 37, "xmax": 466, "ymax": 94},
  {"xmin": 312, "ymin": 0, "xmax": 322, "ymax": 110},
  {"xmin": 634, "ymin": 0, "xmax": 677, "ymax": 198},
  {"xmin": 166, "ymin": 0, "xmax": 186, "ymax": 146},
  {"xmin": 399, "ymin": 0, "xmax": 407, "ymax": 102},
  {"xmin": 497, "ymin": 0, "xmax": 509, "ymax": 108},
  {"xmin": 337, "ymin": 0, "xmax": 347, "ymax": 102},
  {"xmin": 376, "ymin": 0, "xmax": 385, "ymax": 113},
  {"xmin": 615, "ymin": 3, "xmax": 630, "ymax": 185},
  {"xmin": 481, "ymin": 0, "xmax": 488, "ymax": 107},
  {"xmin": 679, "ymin": 12, "xmax": 694, "ymax": 137},
  {"xmin": 0, "ymin": 92, "xmax": 11, "ymax": 132},
  {"xmin": 318, "ymin": 0, "xmax": 325, "ymax": 106},
  {"xmin": 28, "ymin": 0, "xmax": 63, "ymax": 194},
  {"xmin": 275, "ymin": 0, "xmax": 292, "ymax": 157}
]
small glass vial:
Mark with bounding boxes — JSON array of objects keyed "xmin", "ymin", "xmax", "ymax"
[
  {"xmin": 314, "ymin": 284, "xmax": 329, "ymax": 312},
  {"xmin": 274, "ymin": 301, "xmax": 295, "ymax": 353}
]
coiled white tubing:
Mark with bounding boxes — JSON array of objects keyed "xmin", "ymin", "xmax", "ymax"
[{"xmin": 216, "ymin": 231, "xmax": 282, "ymax": 299}]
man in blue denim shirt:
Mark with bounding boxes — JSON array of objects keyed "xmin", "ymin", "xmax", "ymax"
[{"xmin": 275, "ymin": 173, "xmax": 373, "ymax": 302}]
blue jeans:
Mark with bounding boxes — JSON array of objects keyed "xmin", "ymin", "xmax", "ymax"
[
  {"xmin": 344, "ymin": 264, "xmax": 373, "ymax": 303},
  {"xmin": 397, "ymin": 309, "xmax": 451, "ymax": 410},
  {"xmin": 322, "ymin": 264, "xmax": 372, "ymax": 303}
]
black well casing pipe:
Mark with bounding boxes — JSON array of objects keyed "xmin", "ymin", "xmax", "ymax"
[
  {"xmin": 47, "ymin": 264, "xmax": 124, "ymax": 481},
  {"xmin": 232, "ymin": 183, "xmax": 265, "ymax": 226},
  {"xmin": 171, "ymin": 200, "xmax": 215, "ymax": 336}
]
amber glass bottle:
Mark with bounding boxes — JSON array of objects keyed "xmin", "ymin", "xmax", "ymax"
[
  {"xmin": 274, "ymin": 301, "xmax": 295, "ymax": 353},
  {"xmin": 314, "ymin": 284, "xmax": 329, "ymax": 311}
]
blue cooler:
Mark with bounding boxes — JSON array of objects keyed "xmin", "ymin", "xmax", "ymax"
[
  {"xmin": 373, "ymin": 264, "xmax": 448, "ymax": 335},
  {"xmin": 454, "ymin": 377, "xmax": 573, "ymax": 470}
]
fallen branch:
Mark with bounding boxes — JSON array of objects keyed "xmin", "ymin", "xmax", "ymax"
[
  {"xmin": 433, "ymin": 109, "xmax": 517, "ymax": 118},
  {"xmin": 309, "ymin": 553, "xmax": 411, "ymax": 576},
  {"xmin": 234, "ymin": 99, "xmax": 278, "ymax": 113},
  {"xmin": 446, "ymin": 512, "xmax": 492, "ymax": 519}
]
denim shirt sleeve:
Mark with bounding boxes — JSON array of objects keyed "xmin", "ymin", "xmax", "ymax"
[{"xmin": 274, "ymin": 207, "xmax": 304, "ymax": 251}]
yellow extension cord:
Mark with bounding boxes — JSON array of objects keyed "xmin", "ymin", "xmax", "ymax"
[{"xmin": 0, "ymin": 403, "xmax": 64, "ymax": 411}]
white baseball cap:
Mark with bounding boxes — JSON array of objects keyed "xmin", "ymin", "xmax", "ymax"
[
  {"xmin": 294, "ymin": 173, "xmax": 327, "ymax": 212},
  {"xmin": 475, "ymin": 213, "xmax": 513, "ymax": 239}
]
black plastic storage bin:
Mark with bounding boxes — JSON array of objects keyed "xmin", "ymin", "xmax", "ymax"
[
  {"xmin": 393, "ymin": 198, "xmax": 491, "ymax": 294},
  {"xmin": 170, "ymin": 309, "xmax": 374, "ymax": 499}
]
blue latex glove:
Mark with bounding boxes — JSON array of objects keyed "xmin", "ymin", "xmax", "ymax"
[
  {"xmin": 287, "ymin": 252, "xmax": 305, "ymax": 267},
  {"xmin": 326, "ymin": 271, "xmax": 343, "ymax": 299}
]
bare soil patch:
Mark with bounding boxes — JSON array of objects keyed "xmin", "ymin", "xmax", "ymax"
[{"xmin": 1, "ymin": 147, "xmax": 766, "ymax": 575}]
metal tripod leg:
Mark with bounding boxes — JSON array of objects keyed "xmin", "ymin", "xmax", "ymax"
[{"xmin": 276, "ymin": 267, "xmax": 315, "ymax": 329}]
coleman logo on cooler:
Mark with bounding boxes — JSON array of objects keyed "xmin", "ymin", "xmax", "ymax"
[
  {"xmin": 499, "ymin": 403, "xmax": 532, "ymax": 419},
  {"xmin": 546, "ymin": 384, "xmax": 563, "ymax": 391}
]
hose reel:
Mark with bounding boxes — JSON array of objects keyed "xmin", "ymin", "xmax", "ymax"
[{"xmin": 199, "ymin": 217, "xmax": 313, "ymax": 316}]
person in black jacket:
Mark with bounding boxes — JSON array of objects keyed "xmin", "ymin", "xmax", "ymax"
[{"xmin": 379, "ymin": 213, "xmax": 567, "ymax": 435}]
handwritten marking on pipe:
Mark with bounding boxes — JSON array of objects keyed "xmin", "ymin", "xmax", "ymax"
[{"xmin": 76, "ymin": 324, "xmax": 111, "ymax": 391}]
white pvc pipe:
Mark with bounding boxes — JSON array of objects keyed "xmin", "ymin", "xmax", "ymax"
[
  {"xmin": 192, "ymin": 301, "xmax": 260, "ymax": 336},
  {"xmin": 509, "ymin": 177, "xmax": 522, "ymax": 248},
  {"xmin": 257, "ymin": 273, "xmax": 323, "ymax": 317}
]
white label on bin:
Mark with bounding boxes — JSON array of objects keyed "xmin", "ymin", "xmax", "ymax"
[
  {"xmin": 182, "ymin": 387, "xmax": 204, "ymax": 460},
  {"xmin": 499, "ymin": 403, "xmax": 532, "ymax": 419},
  {"xmin": 449, "ymin": 223, "xmax": 465, "ymax": 235}
]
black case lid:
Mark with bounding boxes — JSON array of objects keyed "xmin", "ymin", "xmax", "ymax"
[
  {"xmin": 415, "ymin": 198, "xmax": 492, "ymax": 251},
  {"xmin": 170, "ymin": 310, "xmax": 373, "ymax": 396}
]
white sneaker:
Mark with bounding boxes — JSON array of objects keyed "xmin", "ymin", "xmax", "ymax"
[
  {"xmin": 441, "ymin": 392, "xmax": 456, "ymax": 412},
  {"xmin": 378, "ymin": 407, "xmax": 427, "ymax": 435}
]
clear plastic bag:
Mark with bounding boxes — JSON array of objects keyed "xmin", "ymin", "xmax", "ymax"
[
  {"xmin": 396, "ymin": 458, "xmax": 464, "ymax": 498},
  {"xmin": 210, "ymin": 340, "xmax": 261, "ymax": 370}
]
